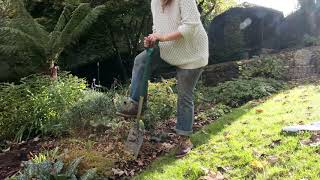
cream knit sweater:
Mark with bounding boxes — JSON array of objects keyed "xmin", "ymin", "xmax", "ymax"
[{"xmin": 151, "ymin": 0, "xmax": 209, "ymax": 69}]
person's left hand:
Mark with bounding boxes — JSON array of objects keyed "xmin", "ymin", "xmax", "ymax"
[{"xmin": 148, "ymin": 33, "xmax": 166, "ymax": 42}]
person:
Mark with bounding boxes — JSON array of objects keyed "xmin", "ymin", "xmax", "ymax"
[
  {"xmin": 117, "ymin": 0, "xmax": 209, "ymax": 158},
  {"xmin": 91, "ymin": 78, "xmax": 97, "ymax": 90}
]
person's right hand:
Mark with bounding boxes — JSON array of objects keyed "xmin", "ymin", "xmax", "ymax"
[{"xmin": 144, "ymin": 36, "xmax": 154, "ymax": 48}]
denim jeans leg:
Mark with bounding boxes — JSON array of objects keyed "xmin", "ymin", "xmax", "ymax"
[
  {"xmin": 130, "ymin": 49, "xmax": 164, "ymax": 103},
  {"xmin": 175, "ymin": 68, "xmax": 203, "ymax": 136}
]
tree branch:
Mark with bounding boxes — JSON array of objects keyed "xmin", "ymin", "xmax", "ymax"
[{"xmin": 202, "ymin": 2, "xmax": 217, "ymax": 19}]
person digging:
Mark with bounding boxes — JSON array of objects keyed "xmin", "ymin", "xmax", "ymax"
[{"xmin": 116, "ymin": 0, "xmax": 208, "ymax": 158}]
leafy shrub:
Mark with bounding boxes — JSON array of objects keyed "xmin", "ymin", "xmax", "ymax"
[
  {"xmin": 63, "ymin": 90, "xmax": 122, "ymax": 129},
  {"xmin": 10, "ymin": 156, "xmax": 96, "ymax": 180},
  {"xmin": 303, "ymin": 34, "xmax": 320, "ymax": 47},
  {"xmin": 205, "ymin": 104, "xmax": 232, "ymax": 118},
  {"xmin": 202, "ymin": 78, "xmax": 284, "ymax": 107},
  {"xmin": 0, "ymin": 73, "xmax": 86, "ymax": 141},
  {"xmin": 113, "ymin": 79, "xmax": 177, "ymax": 129},
  {"xmin": 196, "ymin": 104, "xmax": 232, "ymax": 121},
  {"xmin": 238, "ymin": 56, "xmax": 285, "ymax": 80},
  {"xmin": 30, "ymin": 147, "xmax": 61, "ymax": 164},
  {"xmin": 143, "ymin": 79, "xmax": 177, "ymax": 129}
]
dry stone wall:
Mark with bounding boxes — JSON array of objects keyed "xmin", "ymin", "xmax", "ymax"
[{"xmin": 202, "ymin": 46, "xmax": 320, "ymax": 86}]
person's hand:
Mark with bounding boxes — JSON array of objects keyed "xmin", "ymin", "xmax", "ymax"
[
  {"xmin": 148, "ymin": 33, "xmax": 166, "ymax": 42},
  {"xmin": 144, "ymin": 36, "xmax": 154, "ymax": 48}
]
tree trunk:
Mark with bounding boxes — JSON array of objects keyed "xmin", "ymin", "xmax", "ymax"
[
  {"xmin": 49, "ymin": 61, "xmax": 58, "ymax": 80},
  {"xmin": 107, "ymin": 22, "xmax": 128, "ymax": 81}
]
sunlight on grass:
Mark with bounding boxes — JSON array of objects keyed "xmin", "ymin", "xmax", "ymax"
[{"xmin": 136, "ymin": 84, "xmax": 320, "ymax": 180}]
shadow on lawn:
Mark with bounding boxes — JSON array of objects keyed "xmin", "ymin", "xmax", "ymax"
[
  {"xmin": 136, "ymin": 103, "xmax": 257, "ymax": 178},
  {"xmin": 136, "ymin": 80, "xmax": 320, "ymax": 178}
]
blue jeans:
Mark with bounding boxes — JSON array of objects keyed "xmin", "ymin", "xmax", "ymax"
[{"xmin": 130, "ymin": 49, "xmax": 203, "ymax": 136}]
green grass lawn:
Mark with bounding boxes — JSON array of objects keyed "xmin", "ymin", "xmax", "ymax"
[{"xmin": 136, "ymin": 83, "xmax": 320, "ymax": 180}]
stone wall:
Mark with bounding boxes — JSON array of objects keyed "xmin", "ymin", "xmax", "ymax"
[
  {"xmin": 208, "ymin": 5, "xmax": 284, "ymax": 64},
  {"xmin": 202, "ymin": 46, "xmax": 320, "ymax": 86}
]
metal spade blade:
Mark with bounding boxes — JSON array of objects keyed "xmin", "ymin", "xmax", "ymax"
[{"xmin": 125, "ymin": 120, "xmax": 145, "ymax": 158}]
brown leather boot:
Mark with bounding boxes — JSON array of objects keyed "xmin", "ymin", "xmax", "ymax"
[
  {"xmin": 116, "ymin": 100, "xmax": 139, "ymax": 118},
  {"xmin": 175, "ymin": 136, "xmax": 194, "ymax": 158}
]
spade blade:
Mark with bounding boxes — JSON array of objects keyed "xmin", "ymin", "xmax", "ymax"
[{"xmin": 125, "ymin": 121, "xmax": 145, "ymax": 158}]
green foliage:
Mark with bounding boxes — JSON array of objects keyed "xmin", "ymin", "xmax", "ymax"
[
  {"xmin": 0, "ymin": 0, "xmax": 106, "ymax": 77},
  {"xmin": 238, "ymin": 56, "xmax": 286, "ymax": 80},
  {"xmin": 10, "ymin": 156, "xmax": 97, "ymax": 180},
  {"xmin": 205, "ymin": 104, "xmax": 232, "ymax": 118},
  {"xmin": 202, "ymin": 78, "xmax": 284, "ymax": 107},
  {"xmin": 113, "ymin": 79, "xmax": 177, "ymax": 129},
  {"xmin": 198, "ymin": 0, "xmax": 236, "ymax": 28},
  {"xmin": 0, "ymin": 72, "xmax": 86, "ymax": 141},
  {"xmin": 303, "ymin": 34, "xmax": 320, "ymax": 46},
  {"xmin": 31, "ymin": 147, "xmax": 61, "ymax": 164},
  {"xmin": 196, "ymin": 104, "xmax": 232, "ymax": 120},
  {"xmin": 143, "ymin": 79, "xmax": 177, "ymax": 129},
  {"xmin": 63, "ymin": 90, "xmax": 122, "ymax": 128}
]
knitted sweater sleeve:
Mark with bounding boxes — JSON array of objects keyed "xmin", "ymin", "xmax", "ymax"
[
  {"xmin": 151, "ymin": 2, "xmax": 156, "ymax": 33},
  {"xmin": 177, "ymin": 0, "xmax": 201, "ymax": 38}
]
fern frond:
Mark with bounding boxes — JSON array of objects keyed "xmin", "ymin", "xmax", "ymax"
[
  {"xmin": 49, "ymin": 3, "xmax": 91, "ymax": 61},
  {"xmin": 0, "ymin": 44, "xmax": 19, "ymax": 55},
  {"xmin": 69, "ymin": 5, "xmax": 106, "ymax": 44},
  {"xmin": 0, "ymin": 27, "xmax": 46, "ymax": 56},
  {"xmin": 53, "ymin": 4, "xmax": 74, "ymax": 32},
  {"xmin": 59, "ymin": 3, "xmax": 91, "ymax": 45},
  {"xmin": 6, "ymin": 0, "xmax": 49, "ymax": 45}
]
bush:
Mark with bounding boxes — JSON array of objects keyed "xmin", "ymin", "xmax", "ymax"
[
  {"xmin": 113, "ymin": 79, "xmax": 177, "ymax": 129},
  {"xmin": 142, "ymin": 79, "xmax": 177, "ymax": 129},
  {"xmin": 196, "ymin": 104, "xmax": 232, "ymax": 121},
  {"xmin": 10, "ymin": 148, "xmax": 96, "ymax": 180},
  {"xmin": 238, "ymin": 56, "xmax": 285, "ymax": 80},
  {"xmin": 202, "ymin": 78, "xmax": 284, "ymax": 107},
  {"xmin": 303, "ymin": 34, "xmax": 320, "ymax": 47},
  {"xmin": 63, "ymin": 90, "xmax": 122, "ymax": 129},
  {"xmin": 0, "ymin": 73, "xmax": 86, "ymax": 141}
]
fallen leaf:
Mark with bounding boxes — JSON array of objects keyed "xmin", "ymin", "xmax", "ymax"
[
  {"xmin": 256, "ymin": 109, "xmax": 264, "ymax": 114},
  {"xmin": 129, "ymin": 170, "xmax": 135, "ymax": 176},
  {"xmin": 162, "ymin": 143, "xmax": 175, "ymax": 152},
  {"xmin": 250, "ymin": 160, "xmax": 265, "ymax": 171},
  {"xmin": 223, "ymin": 131, "xmax": 230, "ymax": 137},
  {"xmin": 217, "ymin": 166, "xmax": 233, "ymax": 173},
  {"xmin": 267, "ymin": 155, "xmax": 279, "ymax": 164},
  {"xmin": 300, "ymin": 133, "xmax": 320, "ymax": 146},
  {"xmin": 88, "ymin": 134, "xmax": 96, "ymax": 139},
  {"xmin": 199, "ymin": 170, "xmax": 224, "ymax": 180},
  {"xmin": 136, "ymin": 160, "xmax": 144, "ymax": 166},
  {"xmin": 2, "ymin": 147, "xmax": 10, "ymax": 153},
  {"xmin": 200, "ymin": 167, "xmax": 209, "ymax": 174},
  {"xmin": 112, "ymin": 168, "xmax": 125, "ymax": 176},
  {"xmin": 269, "ymin": 139, "xmax": 281, "ymax": 148},
  {"xmin": 33, "ymin": 137, "xmax": 40, "ymax": 142},
  {"xmin": 252, "ymin": 149, "xmax": 260, "ymax": 158}
]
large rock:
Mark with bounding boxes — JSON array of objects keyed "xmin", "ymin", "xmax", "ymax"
[{"xmin": 208, "ymin": 4, "xmax": 284, "ymax": 64}]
